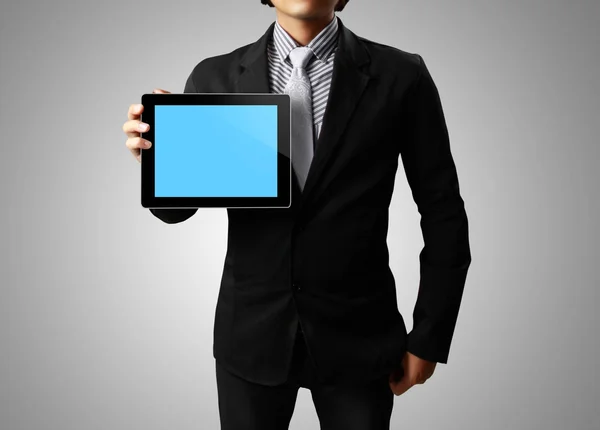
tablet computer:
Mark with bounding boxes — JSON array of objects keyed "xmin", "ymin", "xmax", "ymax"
[{"xmin": 140, "ymin": 93, "xmax": 291, "ymax": 208}]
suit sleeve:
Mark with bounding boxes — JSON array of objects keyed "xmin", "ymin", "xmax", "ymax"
[
  {"xmin": 399, "ymin": 54, "xmax": 472, "ymax": 364},
  {"xmin": 149, "ymin": 72, "xmax": 199, "ymax": 224}
]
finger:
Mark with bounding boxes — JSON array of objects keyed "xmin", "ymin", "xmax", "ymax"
[
  {"xmin": 126, "ymin": 136, "xmax": 152, "ymax": 150},
  {"xmin": 131, "ymin": 147, "xmax": 141, "ymax": 163},
  {"xmin": 152, "ymin": 88, "xmax": 171, "ymax": 94},
  {"xmin": 127, "ymin": 142, "xmax": 150, "ymax": 163},
  {"xmin": 415, "ymin": 375, "xmax": 429, "ymax": 384},
  {"xmin": 127, "ymin": 138, "xmax": 150, "ymax": 164},
  {"xmin": 389, "ymin": 374, "xmax": 412, "ymax": 396},
  {"xmin": 128, "ymin": 103, "xmax": 144, "ymax": 120},
  {"xmin": 122, "ymin": 119, "xmax": 150, "ymax": 138}
]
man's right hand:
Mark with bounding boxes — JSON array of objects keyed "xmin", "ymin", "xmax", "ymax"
[{"xmin": 123, "ymin": 88, "xmax": 171, "ymax": 163}]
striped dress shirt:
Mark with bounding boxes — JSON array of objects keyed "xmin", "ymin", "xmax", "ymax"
[{"xmin": 267, "ymin": 15, "xmax": 339, "ymax": 145}]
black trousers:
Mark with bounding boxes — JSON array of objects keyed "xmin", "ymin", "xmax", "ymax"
[{"xmin": 215, "ymin": 327, "xmax": 395, "ymax": 430}]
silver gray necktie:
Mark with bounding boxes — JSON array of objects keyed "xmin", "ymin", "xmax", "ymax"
[{"xmin": 284, "ymin": 46, "xmax": 315, "ymax": 192}]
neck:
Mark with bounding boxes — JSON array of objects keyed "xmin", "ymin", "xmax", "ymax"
[{"xmin": 275, "ymin": 12, "xmax": 335, "ymax": 46}]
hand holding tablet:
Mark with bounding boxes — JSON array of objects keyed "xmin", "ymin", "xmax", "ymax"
[
  {"xmin": 137, "ymin": 92, "xmax": 291, "ymax": 209},
  {"xmin": 123, "ymin": 89, "xmax": 172, "ymax": 163}
]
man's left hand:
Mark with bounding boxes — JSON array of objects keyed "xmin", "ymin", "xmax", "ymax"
[{"xmin": 388, "ymin": 351, "xmax": 437, "ymax": 396}]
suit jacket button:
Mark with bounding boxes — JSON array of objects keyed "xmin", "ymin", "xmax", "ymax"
[{"xmin": 294, "ymin": 283, "xmax": 301, "ymax": 291}]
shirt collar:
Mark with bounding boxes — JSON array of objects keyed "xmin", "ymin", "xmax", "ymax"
[{"xmin": 272, "ymin": 15, "xmax": 339, "ymax": 65}]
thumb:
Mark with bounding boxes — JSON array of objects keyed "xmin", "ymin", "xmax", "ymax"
[
  {"xmin": 152, "ymin": 88, "xmax": 171, "ymax": 94},
  {"xmin": 390, "ymin": 371, "xmax": 412, "ymax": 396}
]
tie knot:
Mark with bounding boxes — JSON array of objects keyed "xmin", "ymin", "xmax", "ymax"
[{"xmin": 288, "ymin": 46, "xmax": 314, "ymax": 69}]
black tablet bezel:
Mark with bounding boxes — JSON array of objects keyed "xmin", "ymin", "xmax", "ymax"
[{"xmin": 140, "ymin": 93, "xmax": 291, "ymax": 208}]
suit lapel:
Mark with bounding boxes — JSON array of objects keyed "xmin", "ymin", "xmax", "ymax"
[
  {"xmin": 301, "ymin": 19, "xmax": 371, "ymax": 210},
  {"xmin": 235, "ymin": 17, "xmax": 372, "ymax": 213},
  {"xmin": 236, "ymin": 22, "xmax": 273, "ymax": 94}
]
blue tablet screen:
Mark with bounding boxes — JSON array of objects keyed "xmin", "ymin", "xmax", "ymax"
[{"xmin": 154, "ymin": 105, "xmax": 278, "ymax": 197}]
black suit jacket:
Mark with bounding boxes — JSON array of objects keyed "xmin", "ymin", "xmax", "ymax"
[{"xmin": 150, "ymin": 17, "xmax": 472, "ymax": 386}]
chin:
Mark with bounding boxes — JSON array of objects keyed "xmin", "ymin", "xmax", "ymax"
[{"xmin": 279, "ymin": 0, "xmax": 331, "ymax": 18}]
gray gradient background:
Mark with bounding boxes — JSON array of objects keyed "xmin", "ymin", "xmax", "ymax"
[{"xmin": 1, "ymin": 0, "xmax": 599, "ymax": 429}]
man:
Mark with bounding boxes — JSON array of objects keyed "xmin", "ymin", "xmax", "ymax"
[{"xmin": 122, "ymin": 0, "xmax": 472, "ymax": 428}]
